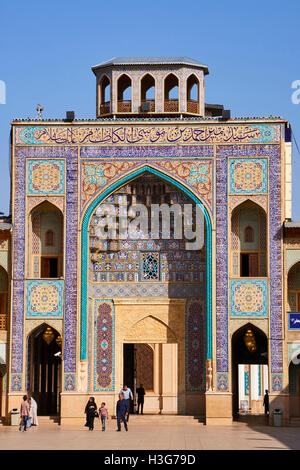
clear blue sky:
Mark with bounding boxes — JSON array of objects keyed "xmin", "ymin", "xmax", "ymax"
[{"xmin": 1, "ymin": 0, "xmax": 299, "ymax": 217}]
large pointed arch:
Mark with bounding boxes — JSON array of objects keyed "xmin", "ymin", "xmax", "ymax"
[{"xmin": 80, "ymin": 165, "xmax": 212, "ymax": 361}]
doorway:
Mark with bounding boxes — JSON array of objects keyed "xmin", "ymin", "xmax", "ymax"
[
  {"xmin": 123, "ymin": 342, "xmax": 178, "ymax": 414},
  {"xmin": 28, "ymin": 325, "xmax": 62, "ymax": 415},
  {"xmin": 289, "ymin": 357, "xmax": 300, "ymax": 417},
  {"xmin": 232, "ymin": 324, "xmax": 268, "ymax": 417}
]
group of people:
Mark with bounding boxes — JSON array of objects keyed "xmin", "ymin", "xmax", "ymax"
[
  {"xmin": 19, "ymin": 395, "xmax": 38, "ymax": 432},
  {"xmin": 84, "ymin": 383, "xmax": 146, "ymax": 432}
]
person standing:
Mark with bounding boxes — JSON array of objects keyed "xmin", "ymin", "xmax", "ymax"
[
  {"xmin": 119, "ymin": 384, "xmax": 133, "ymax": 421},
  {"xmin": 29, "ymin": 395, "xmax": 38, "ymax": 426},
  {"xmin": 136, "ymin": 384, "xmax": 146, "ymax": 415},
  {"xmin": 263, "ymin": 390, "xmax": 269, "ymax": 417},
  {"xmin": 19, "ymin": 395, "xmax": 30, "ymax": 432},
  {"xmin": 99, "ymin": 402, "xmax": 109, "ymax": 431},
  {"xmin": 116, "ymin": 393, "xmax": 128, "ymax": 432},
  {"xmin": 27, "ymin": 398, "xmax": 32, "ymax": 428},
  {"xmin": 84, "ymin": 397, "xmax": 98, "ymax": 431}
]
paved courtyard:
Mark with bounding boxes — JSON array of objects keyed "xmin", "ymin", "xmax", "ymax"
[{"xmin": 0, "ymin": 415, "xmax": 299, "ymax": 450}]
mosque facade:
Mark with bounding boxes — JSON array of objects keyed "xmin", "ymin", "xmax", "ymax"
[{"xmin": 0, "ymin": 57, "xmax": 299, "ymax": 425}]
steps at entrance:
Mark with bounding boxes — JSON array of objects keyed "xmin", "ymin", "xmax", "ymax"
[
  {"xmin": 127, "ymin": 414, "xmax": 204, "ymax": 425},
  {"xmin": 38, "ymin": 416, "xmax": 60, "ymax": 425}
]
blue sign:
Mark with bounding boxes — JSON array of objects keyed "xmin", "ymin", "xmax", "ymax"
[{"xmin": 289, "ymin": 313, "xmax": 300, "ymax": 330}]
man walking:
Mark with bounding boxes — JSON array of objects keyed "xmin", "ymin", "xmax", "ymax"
[
  {"xmin": 19, "ymin": 395, "xmax": 30, "ymax": 432},
  {"xmin": 136, "ymin": 383, "xmax": 146, "ymax": 415},
  {"xmin": 116, "ymin": 393, "xmax": 128, "ymax": 432},
  {"xmin": 119, "ymin": 384, "xmax": 133, "ymax": 421}
]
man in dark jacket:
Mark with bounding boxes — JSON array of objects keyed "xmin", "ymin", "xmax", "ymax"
[
  {"xmin": 116, "ymin": 393, "xmax": 128, "ymax": 431},
  {"xmin": 136, "ymin": 384, "xmax": 146, "ymax": 415},
  {"xmin": 263, "ymin": 390, "xmax": 269, "ymax": 414}
]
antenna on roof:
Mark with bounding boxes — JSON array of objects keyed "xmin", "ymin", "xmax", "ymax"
[{"xmin": 36, "ymin": 104, "xmax": 44, "ymax": 119}]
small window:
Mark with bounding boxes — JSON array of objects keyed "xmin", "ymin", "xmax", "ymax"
[
  {"xmin": 140, "ymin": 252, "xmax": 160, "ymax": 281},
  {"xmin": 244, "ymin": 226, "xmax": 254, "ymax": 243},
  {"xmin": 45, "ymin": 230, "xmax": 55, "ymax": 247}
]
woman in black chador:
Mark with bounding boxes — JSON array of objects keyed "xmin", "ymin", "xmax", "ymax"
[{"xmin": 85, "ymin": 397, "xmax": 98, "ymax": 430}]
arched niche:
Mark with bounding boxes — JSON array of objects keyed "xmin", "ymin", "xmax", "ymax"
[
  {"xmin": 99, "ymin": 74, "xmax": 111, "ymax": 115},
  {"xmin": 26, "ymin": 323, "xmax": 62, "ymax": 415},
  {"xmin": 140, "ymin": 73, "xmax": 155, "ymax": 112},
  {"xmin": 287, "ymin": 261, "xmax": 300, "ymax": 312},
  {"xmin": 117, "ymin": 74, "xmax": 132, "ymax": 112},
  {"xmin": 186, "ymin": 74, "xmax": 199, "ymax": 113},
  {"xmin": 231, "ymin": 200, "xmax": 267, "ymax": 277},
  {"xmin": 231, "ymin": 323, "xmax": 268, "ymax": 417},
  {"xmin": 29, "ymin": 201, "xmax": 64, "ymax": 279},
  {"xmin": 164, "ymin": 73, "xmax": 179, "ymax": 112}
]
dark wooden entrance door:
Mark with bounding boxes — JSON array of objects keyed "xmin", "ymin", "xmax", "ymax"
[
  {"xmin": 32, "ymin": 330, "xmax": 61, "ymax": 415},
  {"xmin": 123, "ymin": 344, "xmax": 134, "ymax": 413}
]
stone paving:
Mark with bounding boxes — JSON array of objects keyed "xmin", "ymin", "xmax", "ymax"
[{"xmin": 0, "ymin": 416, "xmax": 299, "ymax": 450}]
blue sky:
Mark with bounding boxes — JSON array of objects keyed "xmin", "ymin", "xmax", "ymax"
[{"xmin": 0, "ymin": 0, "xmax": 299, "ymax": 217}]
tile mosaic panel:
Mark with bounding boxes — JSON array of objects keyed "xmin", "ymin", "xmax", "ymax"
[
  {"xmin": 185, "ymin": 300, "xmax": 205, "ymax": 391},
  {"xmin": 26, "ymin": 280, "xmax": 64, "ymax": 318},
  {"xmin": 216, "ymin": 144, "xmax": 282, "ymax": 376},
  {"xmin": 230, "ymin": 279, "xmax": 268, "ymax": 318},
  {"xmin": 140, "ymin": 251, "xmax": 160, "ymax": 281},
  {"xmin": 64, "ymin": 372, "xmax": 76, "ymax": 391},
  {"xmin": 27, "ymin": 159, "xmax": 65, "ymax": 195},
  {"xmin": 229, "ymin": 158, "xmax": 268, "ymax": 194},
  {"xmin": 216, "ymin": 373, "xmax": 229, "ymax": 392},
  {"xmin": 271, "ymin": 373, "xmax": 283, "ymax": 392},
  {"xmin": 11, "ymin": 147, "xmax": 77, "ymax": 389},
  {"xmin": 94, "ymin": 300, "xmax": 114, "ymax": 391}
]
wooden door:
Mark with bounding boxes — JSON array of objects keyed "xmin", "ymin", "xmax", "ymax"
[
  {"xmin": 41, "ymin": 257, "xmax": 50, "ymax": 278},
  {"xmin": 249, "ymin": 253, "xmax": 258, "ymax": 277}
]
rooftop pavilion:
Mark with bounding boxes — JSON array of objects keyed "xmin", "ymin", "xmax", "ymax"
[{"xmin": 91, "ymin": 56, "xmax": 223, "ymax": 118}]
